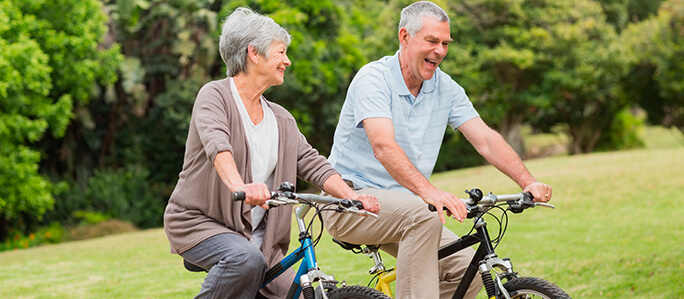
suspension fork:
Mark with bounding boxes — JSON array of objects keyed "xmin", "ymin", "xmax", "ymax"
[{"xmin": 445, "ymin": 219, "xmax": 499, "ymax": 299}]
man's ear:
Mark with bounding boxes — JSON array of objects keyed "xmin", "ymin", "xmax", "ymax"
[{"xmin": 398, "ymin": 27, "xmax": 410, "ymax": 47}]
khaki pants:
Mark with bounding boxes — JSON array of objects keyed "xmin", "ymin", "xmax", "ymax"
[{"xmin": 323, "ymin": 188, "xmax": 483, "ymax": 299}]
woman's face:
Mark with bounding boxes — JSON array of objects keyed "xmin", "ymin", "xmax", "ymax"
[{"xmin": 256, "ymin": 41, "xmax": 291, "ymax": 87}]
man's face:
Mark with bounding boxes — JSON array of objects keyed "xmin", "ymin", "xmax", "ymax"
[{"xmin": 399, "ymin": 17, "xmax": 452, "ymax": 85}]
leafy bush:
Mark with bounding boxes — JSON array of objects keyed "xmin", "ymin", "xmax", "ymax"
[
  {"xmin": 68, "ymin": 219, "xmax": 137, "ymax": 241},
  {"xmin": 0, "ymin": 222, "xmax": 65, "ymax": 252},
  {"xmin": 434, "ymin": 129, "xmax": 485, "ymax": 172},
  {"xmin": 595, "ymin": 108, "xmax": 645, "ymax": 151},
  {"xmin": 72, "ymin": 211, "xmax": 110, "ymax": 226},
  {"xmin": 45, "ymin": 166, "xmax": 165, "ymax": 230}
]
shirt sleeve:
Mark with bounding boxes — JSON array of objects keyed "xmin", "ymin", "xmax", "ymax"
[
  {"xmin": 447, "ymin": 81, "xmax": 479, "ymax": 130},
  {"xmin": 349, "ymin": 66, "xmax": 393, "ymax": 128}
]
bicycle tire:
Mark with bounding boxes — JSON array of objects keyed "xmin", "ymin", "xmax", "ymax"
[
  {"xmin": 326, "ymin": 285, "xmax": 391, "ymax": 299},
  {"xmin": 503, "ymin": 276, "xmax": 571, "ymax": 299}
]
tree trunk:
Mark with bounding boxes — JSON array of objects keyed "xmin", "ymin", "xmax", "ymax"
[
  {"xmin": 499, "ymin": 112, "xmax": 527, "ymax": 159},
  {"xmin": 0, "ymin": 216, "xmax": 8, "ymax": 242}
]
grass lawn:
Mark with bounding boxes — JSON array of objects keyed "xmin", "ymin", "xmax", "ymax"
[{"xmin": 1, "ymin": 128, "xmax": 683, "ymax": 298}]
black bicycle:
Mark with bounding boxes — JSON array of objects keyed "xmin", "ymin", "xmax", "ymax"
[{"xmin": 335, "ymin": 188, "xmax": 571, "ymax": 299}]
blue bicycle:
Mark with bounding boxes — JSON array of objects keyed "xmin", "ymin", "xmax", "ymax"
[{"xmin": 183, "ymin": 182, "xmax": 390, "ymax": 299}]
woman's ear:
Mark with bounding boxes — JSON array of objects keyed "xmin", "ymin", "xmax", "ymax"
[{"xmin": 247, "ymin": 44, "xmax": 259, "ymax": 63}]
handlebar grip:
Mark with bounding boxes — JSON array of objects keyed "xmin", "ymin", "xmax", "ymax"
[
  {"xmin": 350, "ymin": 199, "xmax": 364, "ymax": 210},
  {"xmin": 523, "ymin": 191, "xmax": 534, "ymax": 201},
  {"xmin": 428, "ymin": 204, "xmax": 447, "ymax": 212},
  {"xmin": 232, "ymin": 191, "xmax": 246, "ymax": 201}
]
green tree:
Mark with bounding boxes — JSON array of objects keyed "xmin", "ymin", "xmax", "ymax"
[
  {"xmin": 443, "ymin": 0, "xmax": 630, "ymax": 155},
  {"xmin": 39, "ymin": 0, "xmax": 218, "ymax": 228},
  {"xmin": 0, "ymin": 0, "xmax": 57, "ymax": 240},
  {"xmin": 0, "ymin": 0, "xmax": 120, "ymax": 239},
  {"xmin": 595, "ymin": 0, "xmax": 664, "ymax": 30},
  {"xmin": 621, "ymin": 0, "xmax": 684, "ymax": 134}
]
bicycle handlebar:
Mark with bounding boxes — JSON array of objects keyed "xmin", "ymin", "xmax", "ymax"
[
  {"xmin": 232, "ymin": 182, "xmax": 377, "ymax": 218},
  {"xmin": 428, "ymin": 189, "xmax": 554, "ymax": 217}
]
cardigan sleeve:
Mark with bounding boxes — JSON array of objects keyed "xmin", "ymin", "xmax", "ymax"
[{"xmin": 193, "ymin": 81, "xmax": 235, "ymax": 164}]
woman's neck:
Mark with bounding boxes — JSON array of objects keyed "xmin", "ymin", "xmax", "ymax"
[
  {"xmin": 233, "ymin": 74, "xmax": 266, "ymax": 125},
  {"xmin": 233, "ymin": 73, "xmax": 265, "ymax": 103}
]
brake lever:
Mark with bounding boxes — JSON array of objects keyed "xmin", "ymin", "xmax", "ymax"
[
  {"xmin": 534, "ymin": 202, "xmax": 555, "ymax": 209},
  {"xmin": 340, "ymin": 205, "xmax": 378, "ymax": 218},
  {"xmin": 356, "ymin": 210, "xmax": 379, "ymax": 218},
  {"xmin": 267, "ymin": 198, "xmax": 299, "ymax": 207}
]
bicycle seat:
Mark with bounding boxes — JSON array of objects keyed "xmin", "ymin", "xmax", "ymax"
[
  {"xmin": 332, "ymin": 238, "xmax": 381, "ymax": 255},
  {"xmin": 183, "ymin": 259, "xmax": 207, "ymax": 273},
  {"xmin": 332, "ymin": 238, "xmax": 363, "ymax": 251}
]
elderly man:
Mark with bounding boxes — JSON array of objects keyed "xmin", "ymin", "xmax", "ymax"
[{"xmin": 324, "ymin": 1, "xmax": 553, "ymax": 299}]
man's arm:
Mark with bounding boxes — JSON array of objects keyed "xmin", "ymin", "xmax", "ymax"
[
  {"xmin": 458, "ymin": 117, "xmax": 552, "ymax": 202},
  {"xmin": 362, "ymin": 117, "xmax": 467, "ymax": 223}
]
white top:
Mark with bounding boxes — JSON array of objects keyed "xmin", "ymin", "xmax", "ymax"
[{"xmin": 229, "ymin": 77, "xmax": 279, "ymax": 248}]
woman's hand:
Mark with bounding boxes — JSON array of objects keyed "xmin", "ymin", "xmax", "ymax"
[{"xmin": 236, "ymin": 182, "xmax": 271, "ymax": 209}]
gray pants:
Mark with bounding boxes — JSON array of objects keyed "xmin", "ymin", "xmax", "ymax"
[{"xmin": 181, "ymin": 233, "xmax": 268, "ymax": 299}]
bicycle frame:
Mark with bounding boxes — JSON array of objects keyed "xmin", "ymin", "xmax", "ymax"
[
  {"xmin": 262, "ymin": 203, "xmax": 338, "ymax": 299},
  {"xmin": 371, "ymin": 217, "xmax": 515, "ymax": 299},
  {"xmin": 439, "ymin": 217, "xmax": 506, "ymax": 299},
  {"xmin": 373, "ymin": 270, "xmax": 396, "ymax": 297},
  {"xmin": 182, "ymin": 184, "xmax": 383, "ymax": 299}
]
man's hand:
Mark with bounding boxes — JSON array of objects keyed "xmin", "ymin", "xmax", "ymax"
[
  {"xmin": 236, "ymin": 183, "xmax": 271, "ymax": 209},
  {"xmin": 420, "ymin": 187, "xmax": 467, "ymax": 224},
  {"xmin": 523, "ymin": 182, "xmax": 552, "ymax": 203},
  {"xmin": 354, "ymin": 194, "xmax": 380, "ymax": 214}
]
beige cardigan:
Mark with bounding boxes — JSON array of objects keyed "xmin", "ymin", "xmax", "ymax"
[{"xmin": 163, "ymin": 78, "xmax": 337, "ymax": 297}]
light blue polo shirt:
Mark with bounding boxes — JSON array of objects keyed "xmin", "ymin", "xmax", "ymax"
[{"xmin": 328, "ymin": 51, "xmax": 479, "ymax": 193}]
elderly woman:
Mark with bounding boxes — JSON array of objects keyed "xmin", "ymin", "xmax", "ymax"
[{"xmin": 163, "ymin": 7, "xmax": 379, "ymax": 299}]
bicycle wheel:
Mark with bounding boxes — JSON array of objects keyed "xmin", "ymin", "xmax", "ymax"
[
  {"xmin": 326, "ymin": 285, "xmax": 391, "ymax": 299},
  {"xmin": 503, "ymin": 277, "xmax": 571, "ymax": 299}
]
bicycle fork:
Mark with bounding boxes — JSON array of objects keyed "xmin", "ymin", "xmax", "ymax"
[
  {"xmin": 472, "ymin": 219, "xmax": 519, "ymax": 299},
  {"xmin": 479, "ymin": 254, "xmax": 518, "ymax": 299},
  {"xmin": 287, "ymin": 205, "xmax": 340, "ymax": 299}
]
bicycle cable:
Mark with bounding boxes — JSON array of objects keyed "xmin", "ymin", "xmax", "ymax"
[
  {"xmin": 300, "ymin": 199, "xmax": 331, "ymax": 252},
  {"xmin": 488, "ymin": 204, "xmax": 509, "ymax": 250},
  {"xmin": 459, "ymin": 204, "xmax": 509, "ymax": 249}
]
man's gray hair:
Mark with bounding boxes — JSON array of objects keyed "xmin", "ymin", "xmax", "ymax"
[
  {"xmin": 398, "ymin": 1, "xmax": 450, "ymax": 36},
  {"xmin": 219, "ymin": 7, "xmax": 292, "ymax": 77}
]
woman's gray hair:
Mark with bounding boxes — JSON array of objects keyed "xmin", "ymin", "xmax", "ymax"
[
  {"xmin": 398, "ymin": 1, "xmax": 450, "ymax": 36},
  {"xmin": 219, "ymin": 7, "xmax": 292, "ymax": 77}
]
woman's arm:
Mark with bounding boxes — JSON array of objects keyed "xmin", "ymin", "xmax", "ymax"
[{"xmin": 214, "ymin": 151, "xmax": 271, "ymax": 208}]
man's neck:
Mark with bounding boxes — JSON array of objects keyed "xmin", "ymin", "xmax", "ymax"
[{"xmin": 398, "ymin": 51, "xmax": 423, "ymax": 97}]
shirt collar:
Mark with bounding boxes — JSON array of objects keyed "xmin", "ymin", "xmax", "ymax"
[{"xmin": 388, "ymin": 51, "xmax": 437, "ymax": 97}]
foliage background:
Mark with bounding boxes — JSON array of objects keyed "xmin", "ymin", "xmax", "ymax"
[{"xmin": 1, "ymin": 0, "xmax": 683, "ymax": 246}]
